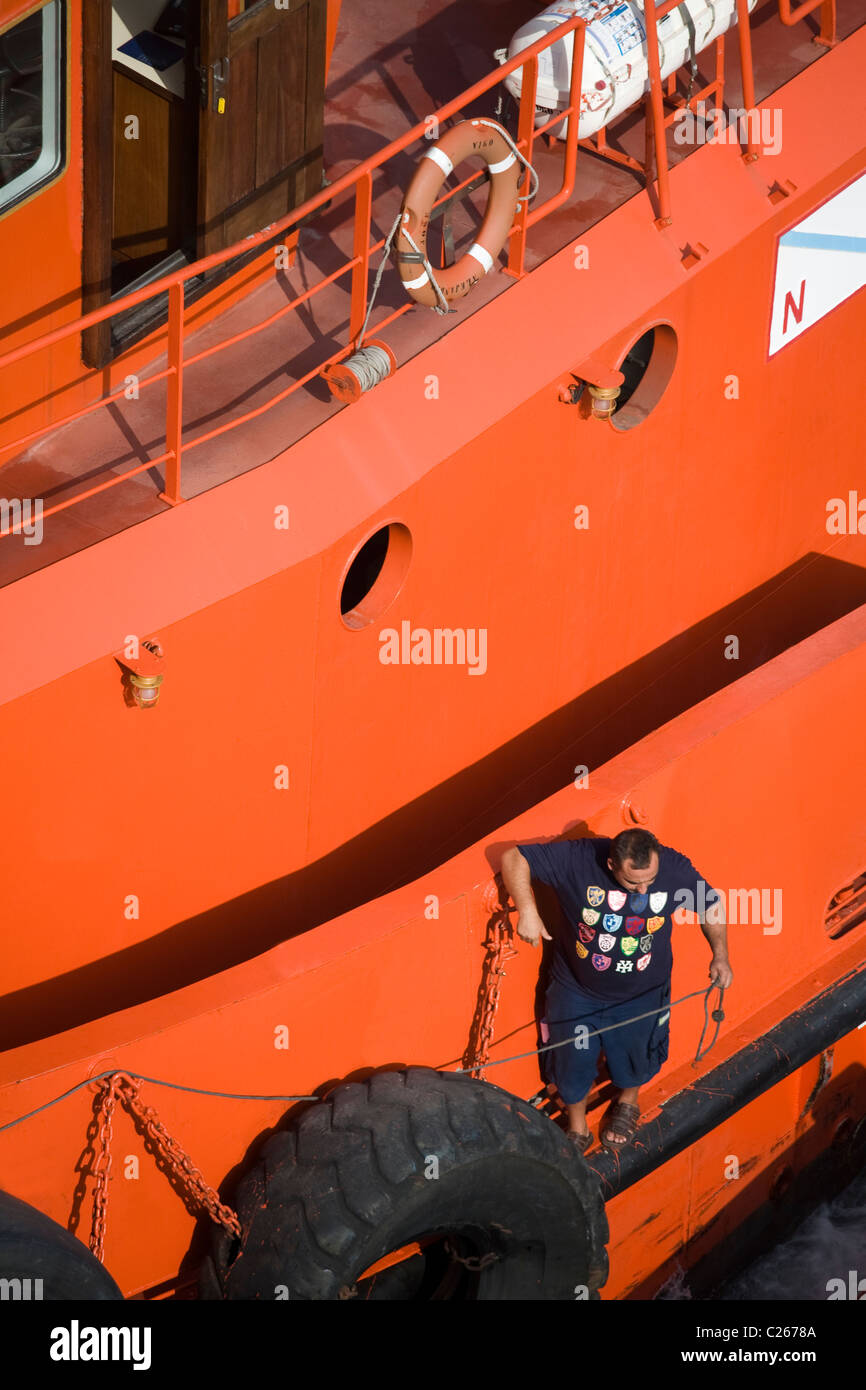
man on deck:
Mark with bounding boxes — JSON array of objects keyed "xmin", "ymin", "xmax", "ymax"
[{"xmin": 500, "ymin": 828, "xmax": 733, "ymax": 1153}]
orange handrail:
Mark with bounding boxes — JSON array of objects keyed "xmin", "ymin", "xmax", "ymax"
[
  {"xmin": 0, "ymin": 12, "xmax": 587, "ymax": 530},
  {"xmin": 643, "ymin": 0, "xmax": 760, "ymax": 224},
  {"xmin": 0, "ymin": 11, "xmax": 583, "ymax": 367},
  {"xmin": 778, "ymin": 0, "xmax": 836, "ymax": 46},
  {"xmin": 0, "ymin": 0, "xmax": 759, "ymax": 534}
]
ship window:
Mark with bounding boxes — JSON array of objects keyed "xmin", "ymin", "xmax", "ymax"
[
  {"xmin": 611, "ymin": 324, "xmax": 678, "ymax": 431},
  {"xmin": 0, "ymin": 1, "xmax": 64, "ymax": 215},
  {"xmin": 824, "ymin": 871, "xmax": 866, "ymax": 940},
  {"xmin": 341, "ymin": 523, "xmax": 413, "ymax": 630}
]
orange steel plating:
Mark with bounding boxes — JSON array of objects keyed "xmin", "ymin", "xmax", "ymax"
[
  {"xmin": 357, "ymin": 1242, "xmax": 431, "ymax": 1282},
  {"xmin": 2, "ymin": 604, "xmax": 866, "ymax": 1296},
  {"xmin": 0, "ymin": 0, "xmax": 864, "ymax": 1303}
]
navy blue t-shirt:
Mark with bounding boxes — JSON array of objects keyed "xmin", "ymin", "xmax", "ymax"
[{"xmin": 516, "ymin": 836, "xmax": 715, "ymax": 999}]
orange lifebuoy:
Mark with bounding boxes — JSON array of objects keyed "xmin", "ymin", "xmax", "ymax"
[{"xmin": 396, "ymin": 119, "xmax": 524, "ymax": 309}]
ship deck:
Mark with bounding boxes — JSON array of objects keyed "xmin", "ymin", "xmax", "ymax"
[{"xmin": 0, "ymin": 0, "xmax": 862, "ymax": 589}]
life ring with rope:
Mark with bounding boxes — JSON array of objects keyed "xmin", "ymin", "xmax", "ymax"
[{"xmin": 396, "ymin": 119, "xmax": 532, "ymax": 310}]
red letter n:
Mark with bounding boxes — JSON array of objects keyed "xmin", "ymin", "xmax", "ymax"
[{"xmin": 783, "ymin": 279, "xmax": 806, "ymax": 334}]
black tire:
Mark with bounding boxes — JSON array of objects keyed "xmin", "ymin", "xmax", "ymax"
[
  {"xmin": 201, "ymin": 1067, "xmax": 608, "ymax": 1301},
  {"xmin": 0, "ymin": 1189, "xmax": 123, "ymax": 1300}
]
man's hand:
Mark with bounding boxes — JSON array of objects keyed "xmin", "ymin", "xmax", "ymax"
[
  {"xmin": 709, "ymin": 954, "xmax": 733, "ymax": 989},
  {"xmin": 516, "ymin": 907, "xmax": 552, "ymax": 948},
  {"xmin": 500, "ymin": 847, "xmax": 553, "ymax": 948},
  {"xmin": 700, "ymin": 898, "xmax": 731, "ymax": 989}
]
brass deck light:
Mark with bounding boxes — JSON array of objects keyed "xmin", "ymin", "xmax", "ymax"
[
  {"xmin": 121, "ymin": 641, "xmax": 164, "ymax": 709},
  {"xmin": 559, "ymin": 357, "xmax": 625, "ymax": 421}
]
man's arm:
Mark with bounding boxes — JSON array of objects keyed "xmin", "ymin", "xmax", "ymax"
[
  {"xmin": 700, "ymin": 894, "xmax": 733, "ymax": 988},
  {"xmin": 500, "ymin": 847, "xmax": 552, "ymax": 948}
]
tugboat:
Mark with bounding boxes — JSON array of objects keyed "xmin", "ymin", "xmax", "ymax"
[{"xmin": 0, "ymin": 0, "xmax": 863, "ymax": 1299}]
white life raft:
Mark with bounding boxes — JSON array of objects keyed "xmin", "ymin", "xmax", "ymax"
[{"xmin": 502, "ymin": 0, "xmax": 758, "ymax": 140}]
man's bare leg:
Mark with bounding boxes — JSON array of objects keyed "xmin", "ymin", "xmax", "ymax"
[
  {"xmin": 602, "ymin": 1085, "xmax": 640, "ymax": 1146},
  {"xmin": 565, "ymin": 1096, "xmax": 590, "ymax": 1137}
]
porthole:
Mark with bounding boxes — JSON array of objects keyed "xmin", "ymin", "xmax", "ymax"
[
  {"xmin": 340, "ymin": 523, "xmax": 412, "ymax": 630},
  {"xmin": 610, "ymin": 324, "xmax": 678, "ymax": 431}
]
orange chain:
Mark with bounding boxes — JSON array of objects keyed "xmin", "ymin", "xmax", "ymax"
[
  {"xmin": 468, "ymin": 895, "xmax": 518, "ymax": 1080},
  {"xmin": 89, "ymin": 1072, "xmax": 241, "ymax": 1263},
  {"xmin": 90, "ymin": 1074, "xmax": 122, "ymax": 1263}
]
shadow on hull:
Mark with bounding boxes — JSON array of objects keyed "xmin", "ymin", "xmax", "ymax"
[{"xmin": 2, "ymin": 550, "xmax": 865, "ymax": 1052}]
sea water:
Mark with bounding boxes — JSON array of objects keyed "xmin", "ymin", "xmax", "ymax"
[{"xmin": 655, "ymin": 1163, "xmax": 866, "ymax": 1300}]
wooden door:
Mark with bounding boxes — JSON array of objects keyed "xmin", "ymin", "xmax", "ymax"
[{"xmin": 198, "ymin": 0, "xmax": 326, "ymax": 255}]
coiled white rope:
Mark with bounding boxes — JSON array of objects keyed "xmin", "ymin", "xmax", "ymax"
[{"xmin": 341, "ymin": 343, "xmax": 393, "ymax": 393}]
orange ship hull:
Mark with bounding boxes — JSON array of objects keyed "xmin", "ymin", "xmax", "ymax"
[
  {"xmin": 0, "ymin": 0, "xmax": 863, "ymax": 1300},
  {"xmin": 1, "ymin": 599, "xmax": 865, "ymax": 1296}
]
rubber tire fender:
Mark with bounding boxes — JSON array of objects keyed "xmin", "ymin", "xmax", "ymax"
[
  {"xmin": 0, "ymin": 1189, "xmax": 123, "ymax": 1299},
  {"xmin": 201, "ymin": 1066, "xmax": 609, "ymax": 1300}
]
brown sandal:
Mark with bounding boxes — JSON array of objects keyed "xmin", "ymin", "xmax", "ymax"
[
  {"xmin": 601, "ymin": 1101, "xmax": 640, "ymax": 1152},
  {"xmin": 567, "ymin": 1129, "xmax": 593, "ymax": 1155}
]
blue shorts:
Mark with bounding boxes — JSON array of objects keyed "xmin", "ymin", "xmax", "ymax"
[{"xmin": 543, "ymin": 975, "xmax": 671, "ymax": 1104}]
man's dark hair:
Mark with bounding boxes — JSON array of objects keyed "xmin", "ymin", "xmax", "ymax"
[{"xmin": 609, "ymin": 829, "xmax": 660, "ymax": 869}]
